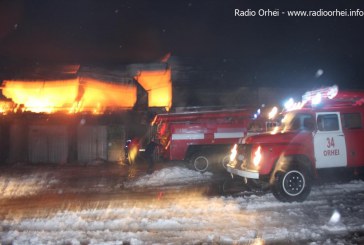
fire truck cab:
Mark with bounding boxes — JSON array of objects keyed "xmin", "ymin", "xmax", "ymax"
[
  {"xmin": 151, "ymin": 108, "xmax": 255, "ymax": 172},
  {"xmin": 227, "ymin": 85, "xmax": 364, "ymax": 202}
]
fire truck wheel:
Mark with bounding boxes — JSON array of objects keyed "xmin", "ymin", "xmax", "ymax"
[
  {"xmin": 272, "ymin": 166, "xmax": 311, "ymax": 202},
  {"xmin": 192, "ymin": 154, "xmax": 209, "ymax": 172}
]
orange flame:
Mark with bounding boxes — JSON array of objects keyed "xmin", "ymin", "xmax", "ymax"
[
  {"xmin": 1, "ymin": 78, "xmax": 137, "ymax": 114},
  {"xmin": 72, "ymin": 78, "xmax": 137, "ymax": 114},
  {"xmin": 2, "ymin": 79, "xmax": 79, "ymax": 113},
  {"xmin": 0, "ymin": 100, "xmax": 15, "ymax": 115},
  {"xmin": 135, "ymin": 68, "xmax": 172, "ymax": 110}
]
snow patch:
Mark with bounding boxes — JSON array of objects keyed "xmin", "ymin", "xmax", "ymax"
[
  {"xmin": 124, "ymin": 166, "xmax": 212, "ymax": 188},
  {"xmin": 0, "ymin": 173, "xmax": 56, "ymax": 198}
]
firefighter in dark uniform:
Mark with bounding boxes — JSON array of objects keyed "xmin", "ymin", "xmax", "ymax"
[{"xmin": 145, "ymin": 138, "xmax": 159, "ymax": 174}]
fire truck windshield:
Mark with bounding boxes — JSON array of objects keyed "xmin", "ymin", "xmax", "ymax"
[{"xmin": 280, "ymin": 112, "xmax": 315, "ymax": 132}]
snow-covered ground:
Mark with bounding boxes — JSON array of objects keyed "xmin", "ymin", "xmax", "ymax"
[
  {"xmin": 124, "ymin": 166, "xmax": 213, "ymax": 189},
  {"xmin": 1, "ymin": 166, "xmax": 364, "ymax": 244}
]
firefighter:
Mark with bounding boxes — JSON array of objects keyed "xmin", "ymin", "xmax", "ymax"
[
  {"xmin": 145, "ymin": 138, "xmax": 159, "ymax": 174},
  {"xmin": 125, "ymin": 137, "xmax": 140, "ymax": 165}
]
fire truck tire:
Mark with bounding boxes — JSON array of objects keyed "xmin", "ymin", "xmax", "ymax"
[
  {"xmin": 271, "ymin": 166, "xmax": 311, "ymax": 202},
  {"xmin": 191, "ymin": 154, "xmax": 209, "ymax": 172}
]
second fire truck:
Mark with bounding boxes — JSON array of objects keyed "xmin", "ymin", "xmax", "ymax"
[{"xmin": 151, "ymin": 108, "xmax": 267, "ymax": 172}]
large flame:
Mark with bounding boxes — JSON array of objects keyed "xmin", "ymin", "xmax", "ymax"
[
  {"xmin": 2, "ymin": 79, "xmax": 79, "ymax": 113},
  {"xmin": 74, "ymin": 78, "xmax": 137, "ymax": 114},
  {"xmin": 1, "ymin": 78, "xmax": 137, "ymax": 114},
  {"xmin": 135, "ymin": 68, "xmax": 172, "ymax": 110},
  {"xmin": 1, "ymin": 66, "xmax": 172, "ymax": 114}
]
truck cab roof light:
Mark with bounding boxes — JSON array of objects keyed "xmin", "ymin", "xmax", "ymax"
[
  {"xmin": 302, "ymin": 85, "xmax": 338, "ymax": 103},
  {"xmin": 311, "ymin": 93, "xmax": 322, "ymax": 105},
  {"xmin": 268, "ymin": 106, "xmax": 278, "ymax": 119},
  {"xmin": 284, "ymin": 98, "xmax": 294, "ymax": 110}
]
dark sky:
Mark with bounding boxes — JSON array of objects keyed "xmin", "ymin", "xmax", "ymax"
[{"xmin": 0, "ymin": 0, "xmax": 364, "ymax": 89}]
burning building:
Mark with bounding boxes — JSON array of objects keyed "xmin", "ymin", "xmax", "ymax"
[{"xmin": 0, "ymin": 62, "xmax": 172, "ymax": 165}]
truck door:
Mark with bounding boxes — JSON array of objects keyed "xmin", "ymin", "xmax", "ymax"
[
  {"xmin": 313, "ymin": 112, "xmax": 347, "ymax": 168},
  {"xmin": 341, "ymin": 112, "xmax": 364, "ymax": 167}
]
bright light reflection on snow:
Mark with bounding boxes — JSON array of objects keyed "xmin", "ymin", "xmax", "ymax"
[{"xmin": 329, "ymin": 210, "xmax": 341, "ymax": 224}]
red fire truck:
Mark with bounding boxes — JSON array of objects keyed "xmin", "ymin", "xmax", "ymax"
[
  {"xmin": 151, "ymin": 108, "xmax": 260, "ymax": 172},
  {"xmin": 227, "ymin": 85, "xmax": 364, "ymax": 202}
]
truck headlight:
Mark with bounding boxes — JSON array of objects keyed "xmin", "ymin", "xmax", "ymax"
[
  {"xmin": 237, "ymin": 154, "xmax": 244, "ymax": 161},
  {"xmin": 230, "ymin": 144, "xmax": 237, "ymax": 162},
  {"xmin": 252, "ymin": 146, "xmax": 262, "ymax": 167}
]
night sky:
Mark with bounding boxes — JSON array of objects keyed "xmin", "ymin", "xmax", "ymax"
[{"xmin": 0, "ymin": 0, "xmax": 364, "ymax": 89}]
